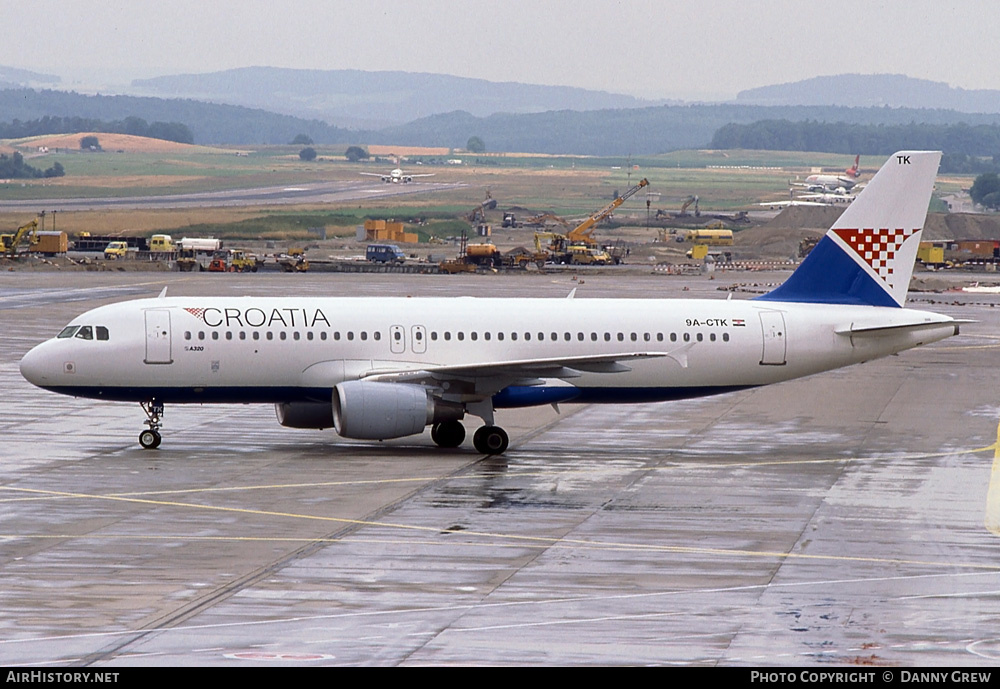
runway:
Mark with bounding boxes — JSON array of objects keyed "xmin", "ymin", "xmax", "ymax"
[
  {"xmin": 2, "ymin": 270, "xmax": 1000, "ymax": 666},
  {"xmin": 0, "ymin": 179, "xmax": 465, "ymax": 211}
]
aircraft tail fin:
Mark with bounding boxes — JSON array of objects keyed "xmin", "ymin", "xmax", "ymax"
[
  {"xmin": 847, "ymin": 154, "xmax": 861, "ymax": 178},
  {"xmin": 757, "ymin": 151, "xmax": 941, "ymax": 308}
]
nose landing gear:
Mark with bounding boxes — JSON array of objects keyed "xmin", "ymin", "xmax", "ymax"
[{"xmin": 139, "ymin": 400, "xmax": 164, "ymax": 449}]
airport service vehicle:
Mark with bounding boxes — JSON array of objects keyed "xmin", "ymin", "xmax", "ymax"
[
  {"xmin": 149, "ymin": 235, "xmax": 175, "ymax": 252},
  {"xmin": 21, "ymin": 152, "xmax": 961, "ymax": 455},
  {"xmin": 103, "ymin": 241, "xmax": 128, "ymax": 260},
  {"xmin": 366, "ymin": 244, "xmax": 406, "ymax": 264}
]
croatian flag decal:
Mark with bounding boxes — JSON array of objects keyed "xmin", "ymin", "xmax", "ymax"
[{"xmin": 832, "ymin": 228, "xmax": 919, "ymax": 289}]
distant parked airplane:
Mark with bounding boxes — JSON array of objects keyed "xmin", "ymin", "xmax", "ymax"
[{"xmin": 792, "ymin": 155, "xmax": 863, "ymax": 193}]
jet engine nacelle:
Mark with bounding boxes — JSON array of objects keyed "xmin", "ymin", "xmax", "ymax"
[
  {"xmin": 332, "ymin": 381, "xmax": 462, "ymax": 440},
  {"xmin": 275, "ymin": 401, "xmax": 335, "ymax": 429}
]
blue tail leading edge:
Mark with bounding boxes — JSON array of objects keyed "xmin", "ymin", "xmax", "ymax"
[{"xmin": 758, "ymin": 151, "xmax": 941, "ymax": 308}]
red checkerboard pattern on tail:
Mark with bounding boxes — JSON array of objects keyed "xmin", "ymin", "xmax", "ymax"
[{"xmin": 832, "ymin": 228, "xmax": 919, "ymax": 289}]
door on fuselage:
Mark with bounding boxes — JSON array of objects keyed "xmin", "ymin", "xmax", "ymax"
[
  {"xmin": 759, "ymin": 311, "xmax": 787, "ymax": 366},
  {"xmin": 144, "ymin": 309, "xmax": 173, "ymax": 364}
]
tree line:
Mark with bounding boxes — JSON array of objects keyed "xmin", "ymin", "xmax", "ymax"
[
  {"xmin": 710, "ymin": 120, "xmax": 1000, "ymax": 173},
  {"xmin": 0, "ymin": 115, "xmax": 194, "ymax": 144},
  {"xmin": 0, "ymin": 151, "xmax": 64, "ymax": 179}
]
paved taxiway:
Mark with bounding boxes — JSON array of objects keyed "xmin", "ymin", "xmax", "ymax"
[
  {"xmin": 0, "ymin": 179, "xmax": 464, "ymax": 211},
  {"xmin": 2, "ymin": 270, "xmax": 1000, "ymax": 666}
]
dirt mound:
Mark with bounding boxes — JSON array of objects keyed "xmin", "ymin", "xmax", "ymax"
[{"xmin": 924, "ymin": 213, "xmax": 1000, "ymax": 241}]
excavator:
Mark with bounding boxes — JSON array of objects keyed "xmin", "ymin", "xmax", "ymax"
[{"xmin": 0, "ymin": 220, "xmax": 39, "ymax": 258}]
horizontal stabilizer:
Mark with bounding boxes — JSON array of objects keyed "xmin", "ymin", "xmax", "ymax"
[{"xmin": 835, "ymin": 318, "xmax": 967, "ymax": 337}]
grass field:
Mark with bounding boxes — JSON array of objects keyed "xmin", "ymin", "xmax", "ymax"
[{"xmin": 0, "ymin": 138, "xmax": 978, "ymax": 241}]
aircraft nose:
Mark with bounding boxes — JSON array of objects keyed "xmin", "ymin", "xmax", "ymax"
[{"xmin": 20, "ymin": 343, "xmax": 56, "ymax": 387}]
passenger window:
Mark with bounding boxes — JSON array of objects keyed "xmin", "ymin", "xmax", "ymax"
[
  {"xmin": 184, "ymin": 331, "xmax": 192, "ymax": 341},
  {"xmin": 253, "ymin": 331, "xmax": 260, "ymax": 341},
  {"xmin": 444, "ymin": 332, "xmax": 451, "ymax": 341},
  {"xmin": 57, "ymin": 326, "xmax": 80, "ymax": 338},
  {"xmin": 511, "ymin": 332, "xmax": 518, "ymax": 341},
  {"xmin": 551, "ymin": 332, "xmax": 558, "ymax": 341},
  {"xmin": 683, "ymin": 333, "xmax": 690, "ymax": 342},
  {"xmin": 591, "ymin": 332, "xmax": 597, "ymax": 341},
  {"xmin": 497, "ymin": 332, "xmax": 504, "ymax": 341},
  {"xmin": 96, "ymin": 326, "xmax": 109, "ymax": 341},
  {"xmin": 266, "ymin": 332, "xmax": 274, "ymax": 341},
  {"xmin": 198, "ymin": 331, "xmax": 205, "ymax": 341},
  {"xmin": 75, "ymin": 326, "xmax": 93, "ymax": 340},
  {"xmin": 334, "ymin": 332, "xmax": 341, "ymax": 340},
  {"xmin": 431, "ymin": 332, "xmax": 438, "ymax": 341},
  {"xmin": 373, "ymin": 331, "xmax": 381, "ymax": 341},
  {"xmin": 393, "ymin": 331, "xmax": 401, "ymax": 341},
  {"xmin": 670, "ymin": 333, "xmax": 677, "ymax": 342},
  {"xmin": 320, "ymin": 332, "xmax": 328, "ymax": 341},
  {"xmin": 212, "ymin": 331, "xmax": 219, "ymax": 340},
  {"xmin": 307, "ymin": 332, "xmax": 313, "ymax": 341},
  {"xmin": 723, "ymin": 333, "xmax": 730, "ymax": 342},
  {"xmin": 644, "ymin": 333, "xmax": 650, "ymax": 342},
  {"xmin": 524, "ymin": 332, "xmax": 531, "ymax": 341},
  {"xmin": 360, "ymin": 332, "xmax": 367, "ymax": 341},
  {"xmin": 470, "ymin": 332, "xmax": 477, "ymax": 341},
  {"xmin": 710, "ymin": 333, "xmax": 716, "ymax": 342},
  {"xmin": 657, "ymin": 333, "xmax": 663, "ymax": 342},
  {"xmin": 294, "ymin": 332, "xmax": 301, "ymax": 341},
  {"xmin": 617, "ymin": 333, "xmax": 624, "ymax": 342},
  {"xmin": 279, "ymin": 332, "xmax": 286, "ymax": 340},
  {"xmin": 564, "ymin": 332, "xmax": 571, "ymax": 341},
  {"xmin": 696, "ymin": 333, "xmax": 703, "ymax": 342},
  {"xmin": 577, "ymin": 332, "xmax": 584, "ymax": 341},
  {"xmin": 240, "ymin": 332, "xmax": 247, "ymax": 340},
  {"xmin": 484, "ymin": 332, "xmax": 491, "ymax": 341},
  {"xmin": 458, "ymin": 332, "xmax": 465, "ymax": 341},
  {"xmin": 604, "ymin": 333, "xmax": 611, "ymax": 342},
  {"xmin": 630, "ymin": 333, "xmax": 637, "ymax": 342}
]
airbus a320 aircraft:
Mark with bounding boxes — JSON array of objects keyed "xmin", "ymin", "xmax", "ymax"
[
  {"xmin": 360, "ymin": 168, "xmax": 435, "ymax": 183},
  {"xmin": 21, "ymin": 151, "xmax": 960, "ymax": 455}
]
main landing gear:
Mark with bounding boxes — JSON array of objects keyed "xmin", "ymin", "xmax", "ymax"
[
  {"xmin": 473, "ymin": 426, "xmax": 509, "ymax": 455},
  {"xmin": 139, "ymin": 400, "xmax": 164, "ymax": 449},
  {"xmin": 430, "ymin": 420, "xmax": 509, "ymax": 455}
]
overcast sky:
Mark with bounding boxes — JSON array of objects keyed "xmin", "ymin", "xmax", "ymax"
[{"xmin": 2, "ymin": 0, "xmax": 996, "ymax": 101}]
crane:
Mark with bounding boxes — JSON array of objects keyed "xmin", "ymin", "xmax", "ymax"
[{"xmin": 565, "ymin": 178, "xmax": 649, "ymax": 246}]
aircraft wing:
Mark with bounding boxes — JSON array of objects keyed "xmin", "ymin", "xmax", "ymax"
[
  {"xmin": 361, "ymin": 351, "xmax": 667, "ymax": 396},
  {"xmin": 758, "ymin": 199, "xmax": 830, "ymax": 208},
  {"xmin": 360, "ymin": 172, "xmax": 387, "ymax": 178}
]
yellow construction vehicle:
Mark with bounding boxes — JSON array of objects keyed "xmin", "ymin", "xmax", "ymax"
[
  {"xmin": 1, "ymin": 220, "xmax": 39, "ymax": 258},
  {"xmin": 564, "ymin": 178, "xmax": 649, "ymax": 248}
]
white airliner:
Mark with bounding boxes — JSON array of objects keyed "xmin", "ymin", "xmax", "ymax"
[
  {"xmin": 792, "ymin": 154, "xmax": 863, "ymax": 193},
  {"xmin": 361, "ymin": 168, "xmax": 435, "ymax": 184},
  {"xmin": 21, "ymin": 151, "xmax": 960, "ymax": 455}
]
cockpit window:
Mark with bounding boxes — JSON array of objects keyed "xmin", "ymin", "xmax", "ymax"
[
  {"xmin": 75, "ymin": 326, "xmax": 94, "ymax": 340},
  {"xmin": 96, "ymin": 326, "xmax": 109, "ymax": 341},
  {"xmin": 57, "ymin": 326, "xmax": 80, "ymax": 339}
]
